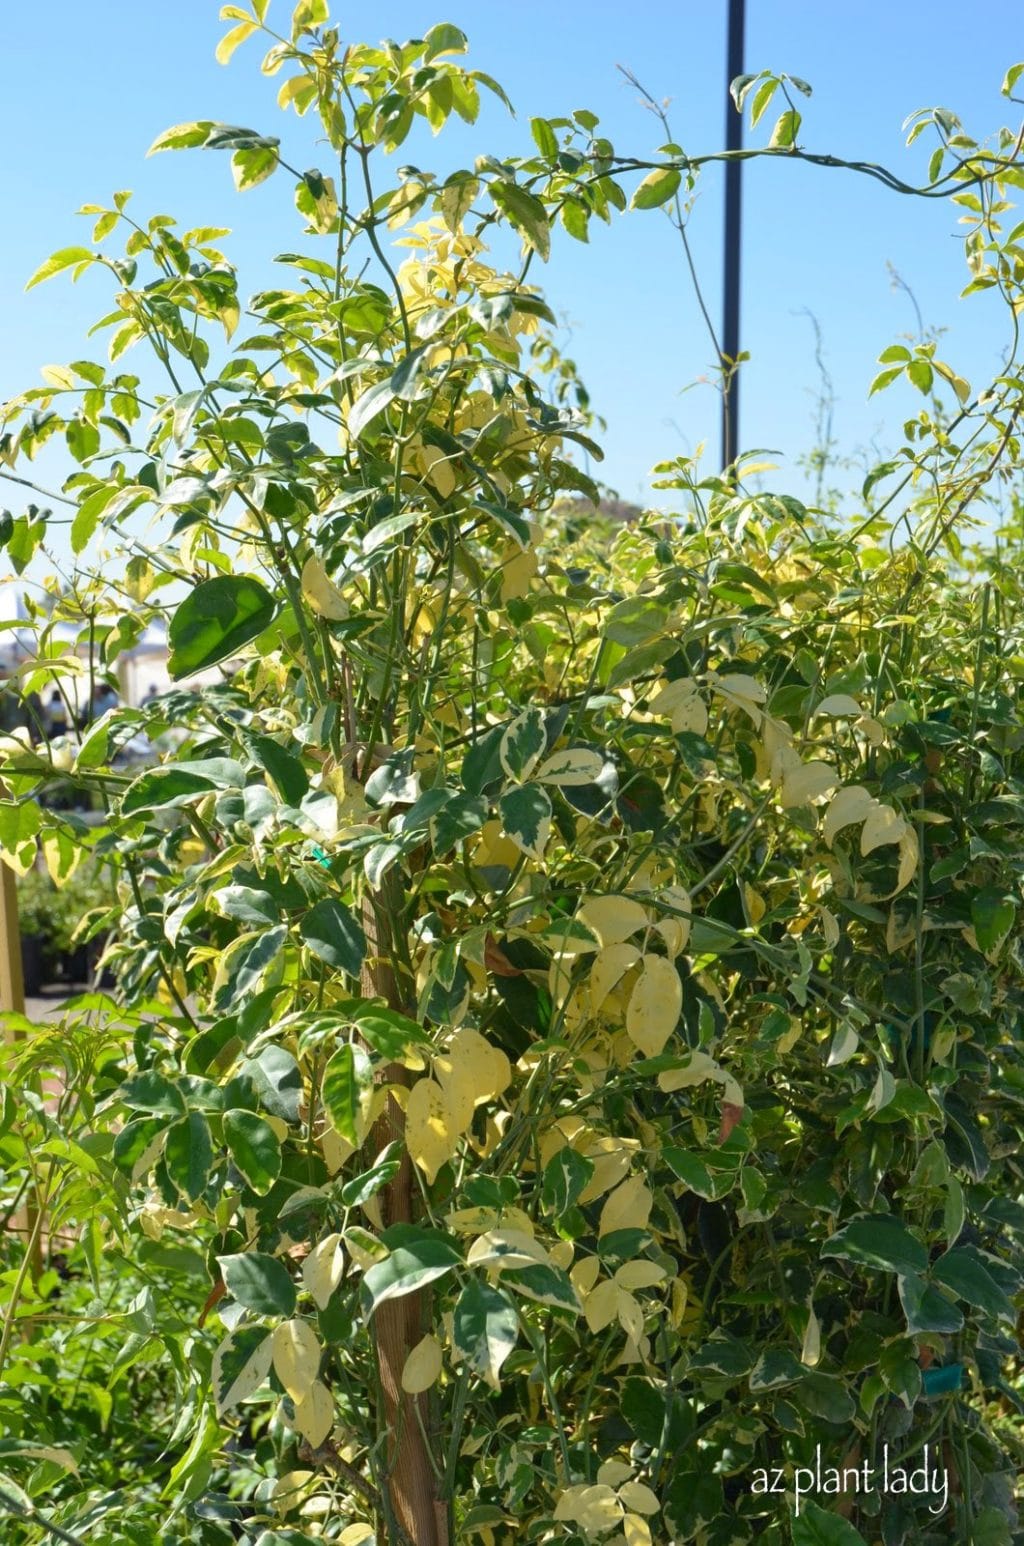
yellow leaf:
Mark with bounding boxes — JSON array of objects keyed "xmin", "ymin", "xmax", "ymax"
[
  {"xmin": 550, "ymin": 1239, "xmax": 574, "ymax": 1271},
  {"xmin": 599, "ymin": 1176, "xmax": 652, "ymax": 1239},
  {"xmin": 579, "ymin": 894, "xmax": 651, "ymax": 946},
  {"xmin": 272, "ymin": 1318, "xmax": 321, "ymax": 1403},
  {"xmin": 597, "ymin": 1459, "xmax": 634, "ymax": 1487},
  {"xmin": 616, "ymin": 1288, "xmax": 645, "ymax": 1342},
  {"xmin": 615, "ymin": 1261, "xmax": 666, "ymax": 1290},
  {"xmin": 434, "ymin": 1028, "xmax": 511, "ymax": 1136},
  {"xmin": 743, "ymin": 883, "xmax": 766, "ymax": 925},
  {"xmin": 499, "ymin": 548, "xmax": 538, "ymax": 601},
  {"xmin": 801, "ymin": 1299, "xmax": 821, "ymax": 1367},
  {"xmin": 571, "ymin": 1255, "xmax": 601, "ymax": 1297},
  {"xmin": 216, "ymin": 18, "xmax": 258, "ymax": 64},
  {"xmin": 708, "ymin": 671, "xmax": 766, "ymax": 725},
  {"xmin": 338, "ymin": 1526, "xmax": 377, "ymax": 1546},
  {"xmin": 895, "ymin": 826, "xmax": 919, "ymax": 895},
  {"xmin": 553, "ymin": 1483, "xmax": 621, "ymax": 1535},
  {"xmin": 625, "ymin": 955, "xmax": 682, "ymax": 1056},
  {"xmin": 405, "ymin": 1078, "xmax": 459, "ymax": 1183},
  {"xmin": 415, "ymin": 442, "xmax": 457, "ymax": 499},
  {"xmin": 822, "ymin": 785, "xmax": 875, "ymax": 847},
  {"xmin": 584, "ymin": 1278, "xmax": 619, "ymax": 1332},
  {"xmin": 779, "ymin": 760, "xmax": 839, "ymax": 808},
  {"xmin": 654, "ymin": 883, "xmax": 691, "ymax": 956},
  {"xmin": 619, "ymin": 1481, "xmax": 660, "ymax": 1515},
  {"xmin": 301, "ymin": 555, "xmax": 349, "ymax": 619},
  {"xmin": 861, "ymin": 801, "xmax": 906, "ymax": 855},
  {"xmin": 657, "ymin": 1050, "xmax": 722, "ymax": 1092},
  {"xmin": 401, "ymin": 1333, "xmax": 443, "ymax": 1393},
  {"xmin": 40, "ymin": 363, "xmax": 77, "ymax": 390},
  {"xmin": 302, "ymin": 1232, "xmax": 345, "ymax": 1310},
  {"xmin": 814, "ymin": 693, "xmax": 862, "ymax": 717},
  {"xmin": 293, "ymin": 1378, "xmax": 334, "ymax": 1446},
  {"xmin": 623, "ymin": 1513, "xmax": 653, "ymax": 1546},
  {"xmin": 650, "ymin": 676, "xmax": 709, "ymax": 735},
  {"xmin": 590, "ymin": 943, "xmax": 641, "ymax": 1012}
]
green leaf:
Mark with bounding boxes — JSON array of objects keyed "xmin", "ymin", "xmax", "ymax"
[
  {"xmin": 348, "ymin": 379, "xmax": 395, "ymax": 440},
  {"xmin": 423, "ymin": 22, "xmax": 468, "ymax": 62},
  {"xmin": 164, "ymin": 1112, "xmax": 213, "ymax": 1203},
  {"xmin": 1002, "ymin": 63, "xmax": 1024, "ymax": 98},
  {"xmin": 429, "ymin": 793, "xmax": 487, "ymax": 855},
  {"xmin": 247, "ymin": 735, "xmax": 309, "ymax": 805},
  {"xmin": 339, "ymin": 1147, "xmax": 403, "ymax": 1207},
  {"xmin": 220, "ymin": 1251, "xmax": 297, "ymax": 1316},
  {"xmin": 769, "ymin": 108, "xmax": 801, "ymax": 149},
  {"xmin": 213, "ymin": 927, "xmax": 287, "ymax": 1011},
  {"xmin": 897, "ymin": 1272, "xmax": 964, "ymax": 1334},
  {"xmin": 361, "ymin": 1234, "xmax": 462, "ymax": 1315},
  {"xmin": 791, "ymin": 1501, "xmax": 868, "ymax": 1545},
  {"xmin": 321, "ymin": 1045, "xmax": 371, "ymax": 1145},
  {"xmin": 300, "ymin": 898, "xmax": 366, "ymax": 975},
  {"xmin": 25, "ymin": 246, "xmax": 95, "ymax": 290},
  {"xmin": 122, "ymin": 766, "xmax": 223, "ymax": 815},
  {"xmin": 119, "ymin": 1071, "xmax": 186, "ymax": 1118},
  {"xmin": 820, "ymin": 1215, "xmax": 927, "ymax": 1276},
  {"xmin": 970, "ymin": 887, "xmax": 1016, "ymax": 951},
  {"xmin": 749, "ymin": 77, "xmax": 778, "ymax": 128},
  {"xmin": 452, "ymin": 1281, "xmax": 518, "ymax": 1385},
  {"xmin": 604, "ymin": 596, "xmax": 669, "ymax": 647},
  {"xmin": 224, "ymin": 1109, "xmax": 282, "ymax": 1195},
  {"xmin": 930, "ymin": 1246, "xmax": 1016, "ymax": 1320},
  {"xmin": 530, "ymin": 117, "xmax": 558, "ymax": 159},
  {"xmin": 499, "ymin": 784, "xmax": 552, "ymax": 860},
  {"xmin": 390, "ymin": 344, "xmax": 431, "ymax": 402},
  {"xmin": 490, "ymin": 182, "xmax": 551, "ymax": 261},
  {"xmin": 630, "ymin": 167, "xmax": 681, "ymax": 210},
  {"xmin": 168, "ymin": 575, "xmax": 279, "ymax": 678},
  {"xmin": 354, "ymin": 1007, "xmax": 432, "ymax": 1060}
]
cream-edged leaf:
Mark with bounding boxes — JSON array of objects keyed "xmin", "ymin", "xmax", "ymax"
[
  {"xmin": 536, "ymin": 748, "xmax": 605, "ymax": 785},
  {"xmin": 467, "ymin": 1228, "xmax": 550, "ymax": 1270},
  {"xmin": 212, "ymin": 1326, "xmax": 273, "ymax": 1414}
]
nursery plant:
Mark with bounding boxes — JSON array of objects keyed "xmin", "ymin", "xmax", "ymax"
[{"xmin": 2, "ymin": 6, "xmax": 1024, "ymax": 1544}]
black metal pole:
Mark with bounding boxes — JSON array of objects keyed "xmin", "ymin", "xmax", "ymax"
[{"xmin": 721, "ymin": 0, "xmax": 746, "ymax": 471}]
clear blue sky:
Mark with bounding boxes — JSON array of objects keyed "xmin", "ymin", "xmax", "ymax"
[{"xmin": 0, "ymin": 1, "xmax": 1018, "ymax": 521}]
